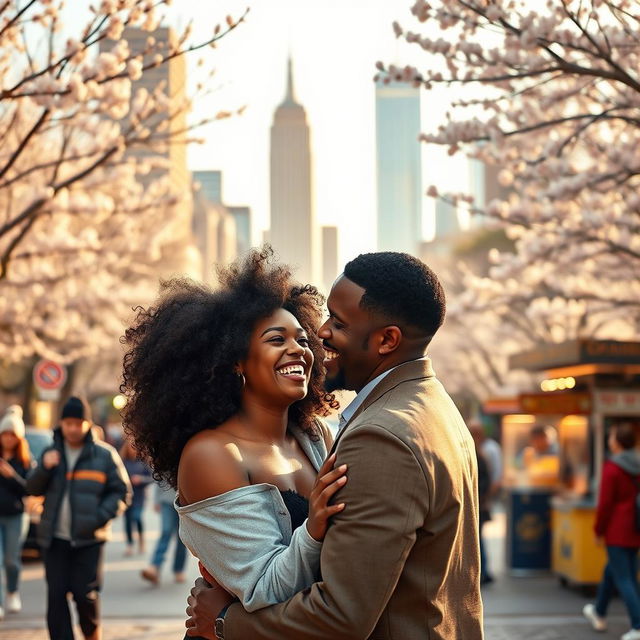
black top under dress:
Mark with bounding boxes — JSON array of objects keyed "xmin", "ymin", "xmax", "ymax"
[{"xmin": 279, "ymin": 489, "xmax": 309, "ymax": 531}]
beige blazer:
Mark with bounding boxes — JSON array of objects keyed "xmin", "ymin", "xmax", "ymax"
[{"xmin": 226, "ymin": 358, "xmax": 484, "ymax": 639}]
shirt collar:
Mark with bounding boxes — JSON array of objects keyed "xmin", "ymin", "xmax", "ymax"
[{"xmin": 337, "ymin": 356, "xmax": 429, "ymax": 432}]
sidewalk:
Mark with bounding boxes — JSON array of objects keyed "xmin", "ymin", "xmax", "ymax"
[
  {"xmin": 0, "ymin": 618, "xmax": 186, "ymax": 640},
  {"xmin": 1, "ymin": 510, "xmax": 635, "ymax": 639}
]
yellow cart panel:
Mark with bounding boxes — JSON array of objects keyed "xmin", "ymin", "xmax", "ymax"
[{"xmin": 552, "ymin": 501, "xmax": 606, "ymax": 586}]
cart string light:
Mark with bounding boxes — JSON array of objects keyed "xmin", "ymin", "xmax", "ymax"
[{"xmin": 540, "ymin": 377, "xmax": 576, "ymax": 392}]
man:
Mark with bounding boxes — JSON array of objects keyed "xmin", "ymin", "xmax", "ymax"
[
  {"xmin": 26, "ymin": 396, "xmax": 131, "ymax": 640},
  {"xmin": 468, "ymin": 419, "xmax": 502, "ymax": 501},
  {"xmin": 468, "ymin": 421, "xmax": 497, "ymax": 586},
  {"xmin": 521, "ymin": 424, "xmax": 559, "ymax": 487},
  {"xmin": 186, "ymin": 252, "xmax": 483, "ymax": 639},
  {"xmin": 140, "ymin": 478, "xmax": 188, "ymax": 585}
]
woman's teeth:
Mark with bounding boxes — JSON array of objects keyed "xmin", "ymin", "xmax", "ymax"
[{"xmin": 277, "ymin": 365, "xmax": 305, "ymax": 376}]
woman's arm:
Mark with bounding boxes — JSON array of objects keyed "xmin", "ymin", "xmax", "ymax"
[
  {"xmin": 178, "ymin": 434, "xmax": 344, "ymax": 611},
  {"xmin": 0, "ymin": 459, "xmax": 28, "ymax": 494}
]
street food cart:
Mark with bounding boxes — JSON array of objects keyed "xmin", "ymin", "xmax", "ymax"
[{"xmin": 504, "ymin": 340, "xmax": 640, "ymax": 587}]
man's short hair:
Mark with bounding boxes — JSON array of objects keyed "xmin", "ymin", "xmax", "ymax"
[
  {"xmin": 343, "ymin": 252, "xmax": 445, "ymax": 342},
  {"xmin": 530, "ymin": 425, "xmax": 548, "ymax": 439},
  {"xmin": 613, "ymin": 423, "xmax": 637, "ymax": 450}
]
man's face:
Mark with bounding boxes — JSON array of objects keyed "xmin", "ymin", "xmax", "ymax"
[
  {"xmin": 318, "ymin": 276, "xmax": 381, "ymax": 393},
  {"xmin": 61, "ymin": 417, "xmax": 91, "ymax": 447},
  {"xmin": 531, "ymin": 433, "xmax": 550, "ymax": 454}
]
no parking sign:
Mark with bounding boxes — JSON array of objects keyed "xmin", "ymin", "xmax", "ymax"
[{"xmin": 33, "ymin": 359, "xmax": 67, "ymax": 400}]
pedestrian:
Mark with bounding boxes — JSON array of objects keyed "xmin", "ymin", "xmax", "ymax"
[
  {"xmin": 0, "ymin": 405, "xmax": 31, "ymax": 618},
  {"xmin": 26, "ymin": 396, "xmax": 131, "ymax": 640},
  {"xmin": 184, "ymin": 251, "xmax": 483, "ymax": 640},
  {"xmin": 119, "ymin": 438, "xmax": 152, "ymax": 557},
  {"xmin": 520, "ymin": 424, "xmax": 560, "ymax": 487},
  {"xmin": 140, "ymin": 479, "xmax": 189, "ymax": 585},
  {"xmin": 469, "ymin": 421, "xmax": 494, "ymax": 586},
  {"xmin": 583, "ymin": 422, "xmax": 640, "ymax": 640},
  {"xmin": 468, "ymin": 419, "xmax": 503, "ymax": 500}
]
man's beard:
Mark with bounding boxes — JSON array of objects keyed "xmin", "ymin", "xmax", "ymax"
[{"xmin": 324, "ymin": 367, "xmax": 347, "ymax": 393}]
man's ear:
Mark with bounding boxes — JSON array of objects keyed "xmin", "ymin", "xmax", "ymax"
[{"xmin": 377, "ymin": 325, "xmax": 402, "ymax": 355}]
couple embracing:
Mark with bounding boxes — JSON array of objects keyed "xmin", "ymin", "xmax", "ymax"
[{"xmin": 121, "ymin": 248, "xmax": 484, "ymax": 640}]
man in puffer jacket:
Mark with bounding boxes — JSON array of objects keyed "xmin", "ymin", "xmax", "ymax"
[
  {"xmin": 583, "ymin": 422, "xmax": 640, "ymax": 640},
  {"xmin": 26, "ymin": 396, "xmax": 131, "ymax": 640}
]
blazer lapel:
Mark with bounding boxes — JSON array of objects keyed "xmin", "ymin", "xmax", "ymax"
[{"xmin": 329, "ymin": 358, "xmax": 435, "ymax": 455}]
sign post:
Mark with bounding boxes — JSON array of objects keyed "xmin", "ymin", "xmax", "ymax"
[{"xmin": 33, "ymin": 359, "xmax": 67, "ymax": 402}]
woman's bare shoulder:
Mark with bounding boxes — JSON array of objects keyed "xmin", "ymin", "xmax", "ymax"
[{"xmin": 178, "ymin": 427, "xmax": 250, "ymax": 505}]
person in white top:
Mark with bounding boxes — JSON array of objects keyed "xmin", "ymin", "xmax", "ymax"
[{"xmin": 468, "ymin": 419, "xmax": 502, "ymax": 585}]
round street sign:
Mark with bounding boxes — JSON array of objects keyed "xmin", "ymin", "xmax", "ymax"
[{"xmin": 33, "ymin": 359, "xmax": 67, "ymax": 391}]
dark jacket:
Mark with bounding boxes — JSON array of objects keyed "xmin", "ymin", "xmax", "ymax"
[
  {"xmin": 122, "ymin": 458, "xmax": 153, "ymax": 508},
  {"xmin": 0, "ymin": 457, "xmax": 30, "ymax": 516},
  {"xmin": 26, "ymin": 426, "xmax": 131, "ymax": 549},
  {"xmin": 476, "ymin": 449, "xmax": 491, "ymax": 525},
  {"xmin": 595, "ymin": 451, "xmax": 640, "ymax": 547}
]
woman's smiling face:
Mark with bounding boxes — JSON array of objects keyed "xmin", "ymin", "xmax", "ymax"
[{"xmin": 241, "ymin": 308, "xmax": 314, "ymax": 407}]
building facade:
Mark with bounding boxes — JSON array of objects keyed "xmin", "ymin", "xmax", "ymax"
[
  {"xmin": 375, "ymin": 81, "xmax": 423, "ymax": 254},
  {"xmin": 269, "ymin": 58, "xmax": 317, "ymax": 285}
]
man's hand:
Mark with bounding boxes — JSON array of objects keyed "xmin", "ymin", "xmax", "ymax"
[
  {"xmin": 43, "ymin": 450, "xmax": 60, "ymax": 470},
  {"xmin": 185, "ymin": 577, "xmax": 234, "ymax": 638}
]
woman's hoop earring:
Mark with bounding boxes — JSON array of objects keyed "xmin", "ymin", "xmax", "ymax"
[{"xmin": 237, "ymin": 372, "xmax": 246, "ymax": 388}]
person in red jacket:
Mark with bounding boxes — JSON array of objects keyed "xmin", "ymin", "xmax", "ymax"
[{"xmin": 583, "ymin": 423, "xmax": 640, "ymax": 640}]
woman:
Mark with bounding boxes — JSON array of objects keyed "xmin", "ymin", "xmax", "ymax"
[
  {"xmin": 121, "ymin": 248, "xmax": 345, "ymax": 612},
  {"xmin": 583, "ymin": 423, "xmax": 640, "ymax": 640},
  {"xmin": 119, "ymin": 438, "xmax": 153, "ymax": 557},
  {"xmin": 0, "ymin": 405, "xmax": 31, "ymax": 618}
]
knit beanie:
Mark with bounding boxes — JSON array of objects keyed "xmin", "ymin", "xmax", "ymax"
[
  {"xmin": 61, "ymin": 396, "xmax": 91, "ymax": 422},
  {"xmin": 0, "ymin": 405, "xmax": 25, "ymax": 439}
]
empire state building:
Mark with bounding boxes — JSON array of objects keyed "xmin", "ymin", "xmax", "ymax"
[{"xmin": 269, "ymin": 58, "xmax": 317, "ymax": 285}]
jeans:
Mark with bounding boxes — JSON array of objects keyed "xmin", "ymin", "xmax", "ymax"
[
  {"xmin": 0, "ymin": 513, "xmax": 25, "ymax": 605},
  {"xmin": 479, "ymin": 519, "xmax": 491, "ymax": 582},
  {"xmin": 595, "ymin": 545, "xmax": 640, "ymax": 629},
  {"xmin": 124, "ymin": 504, "xmax": 144, "ymax": 546},
  {"xmin": 151, "ymin": 502, "xmax": 186, "ymax": 573},
  {"xmin": 45, "ymin": 538, "xmax": 104, "ymax": 640}
]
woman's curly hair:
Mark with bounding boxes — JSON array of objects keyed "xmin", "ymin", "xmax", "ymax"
[{"xmin": 120, "ymin": 247, "xmax": 337, "ymax": 488}]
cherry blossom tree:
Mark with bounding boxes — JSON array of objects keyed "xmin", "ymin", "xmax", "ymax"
[
  {"xmin": 381, "ymin": 0, "xmax": 640, "ymax": 399},
  {"xmin": 0, "ymin": 0, "xmax": 246, "ymax": 366}
]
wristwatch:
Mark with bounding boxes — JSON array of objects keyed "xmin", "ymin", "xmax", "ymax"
[{"xmin": 214, "ymin": 605, "xmax": 230, "ymax": 640}]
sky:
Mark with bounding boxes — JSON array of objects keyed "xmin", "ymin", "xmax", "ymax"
[{"xmin": 167, "ymin": 0, "xmax": 468, "ymax": 265}]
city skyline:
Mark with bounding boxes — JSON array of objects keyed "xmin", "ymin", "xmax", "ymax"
[{"xmin": 175, "ymin": 0, "xmax": 469, "ymax": 268}]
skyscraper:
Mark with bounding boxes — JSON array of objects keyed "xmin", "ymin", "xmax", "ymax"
[
  {"xmin": 194, "ymin": 170, "xmax": 252, "ymax": 257},
  {"xmin": 228, "ymin": 206, "xmax": 251, "ymax": 256},
  {"xmin": 103, "ymin": 26, "xmax": 197, "ymax": 275},
  {"xmin": 269, "ymin": 58, "xmax": 317, "ymax": 284},
  {"xmin": 194, "ymin": 170, "xmax": 223, "ymax": 204},
  {"xmin": 375, "ymin": 82, "xmax": 423, "ymax": 254},
  {"xmin": 321, "ymin": 226, "xmax": 338, "ymax": 295},
  {"xmin": 111, "ymin": 27, "xmax": 190, "ymax": 198},
  {"xmin": 192, "ymin": 187, "xmax": 237, "ymax": 282},
  {"xmin": 468, "ymin": 157, "xmax": 510, "ymax": 228},
  {"xmin": 434, "ymin": 195, "xmax": 460, "ymax": 238}
]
